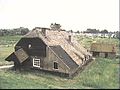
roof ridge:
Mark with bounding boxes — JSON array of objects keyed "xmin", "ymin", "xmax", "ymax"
[{"xmin": 24, "ymin": 29, "xmax": 90, "ymax": 65}]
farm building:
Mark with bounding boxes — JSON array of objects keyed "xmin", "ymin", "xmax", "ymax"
[
  {"xmin": 90, "ymin": 42, "xmax": 116, "ymax": 58},
  {"xmin": 5, "ymin": 23, "xmax": 93, "ymax": 77}
]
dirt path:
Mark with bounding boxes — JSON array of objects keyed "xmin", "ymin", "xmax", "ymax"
[{"xmin": 0, "ymin": 65, "xmax": 14, "ymax": 69}]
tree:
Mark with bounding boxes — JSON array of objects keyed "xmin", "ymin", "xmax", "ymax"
[
  {"xmin": 84, "ymin": 28, "xmax": 99, "ymax": 33},
  {"xmin": 20, "ymin": 28, "xmax": 29, "ymax": 35},
  {"xmin": 116, "ymin": 31, "xmax": 120, "ymax": 39},
  {"xmin": 75, "ymin": 30, "xmax": 80, "ymax": 33},
  {"xmin": 69, "ymin": 30, "xmax": 73, "ymax": 33},
  {"xmin": 100, "ymin": 29, "xmax": 108, "ymax": 33}
]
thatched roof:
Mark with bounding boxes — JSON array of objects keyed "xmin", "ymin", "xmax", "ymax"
[
  {"xmin": 5, "ymin": 48, "xmax": 29, "ymax": 63},
  {"xmin": 24, "ymin": 28, "xmax": 92, "ymax": 65},
  {"xmin": 50, "ymin": 45, "xmax": 79, "ymax": 70},
  {"xmin": 14, "ymin": 48, "xmax": 29, "ymax": 63},
  {"xmin": 90, "ymin": 42, "xmax": 116, "ymax": 53}
]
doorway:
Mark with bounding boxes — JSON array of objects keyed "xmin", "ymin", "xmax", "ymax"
[
  {"xmin": 93, "ymin": 52, "xmax": 99, "ymax": 57},
  {"xmin": 105, "ymin": 53, "xmax": 108, "ymax": 58}
]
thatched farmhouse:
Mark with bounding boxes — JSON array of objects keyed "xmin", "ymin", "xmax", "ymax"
[
  {"xmin": 90, "ymin": 42, "xmax": 116, "ymax": 58},
  {"xmin": 5, "ymin": 23, "xmax": 92, "ymax": 77}
]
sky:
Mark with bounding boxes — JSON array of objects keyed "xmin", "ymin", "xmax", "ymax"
[{"xmin": 0, "ymin": 0, "xmax": 119, "ymax": 31}]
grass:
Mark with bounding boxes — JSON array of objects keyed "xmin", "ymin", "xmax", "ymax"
[
  {"xmin": 0, "ymin": 35, "xmax": 22, "ymax": 45},
  {"xmin": 0, "ymin": 35, "xmax": 22, "ymax": 66},
  {"xmin": 0, "ymin": 35, "xmax": 119, "ymax": 89},
  {"xmin": 75, "ymin": 58, "xmax": 119, "ymax": 89},
  {"xmin": 0, "ymin": 58, "xmax": 119, "ymax": 89},
  {"xmin": 0, "ymin": 46, "xmax": 14, "ymax": 65}
]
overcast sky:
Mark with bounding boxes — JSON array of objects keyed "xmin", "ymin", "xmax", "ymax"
[{"xmin": 0, "ymin": 0, "xmax": 119, "ymax": 31}]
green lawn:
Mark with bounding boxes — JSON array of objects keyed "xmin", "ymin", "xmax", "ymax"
[
  {"xmin": 0, "ymin": 58, "xmax": 119, "ymax": 89},
  {"xmin": 0, "ymin": 35, "xmax": 119, "ymax": 89}
]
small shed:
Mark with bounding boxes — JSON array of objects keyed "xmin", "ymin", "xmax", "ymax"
[
  {"xmin": 90, "ymin": 42, "xmax": 116, "ymax": 58},
  {"xmin": 5, "ymin": 24, "xmax": 92, "ymax": 77}
]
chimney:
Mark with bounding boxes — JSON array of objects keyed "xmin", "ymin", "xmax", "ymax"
[
  {"xmin": 41, "ymin": 28, "xmax": 46, "ymax": 36},
  {"xmin": 68, "ymin": 35, "xmax": 71, "ymax": 42}
]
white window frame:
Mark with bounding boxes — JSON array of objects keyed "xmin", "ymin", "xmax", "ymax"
[{"xmin": 33, "ymin": 58, "xmax": 40, "ymax": 68}]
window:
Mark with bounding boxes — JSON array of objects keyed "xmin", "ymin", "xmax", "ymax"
[
  {"xmin": 93, "ymin": 52, "xmax": 99, "ymax": 57},
  {"xmin": 54, "ymin": 62, "xmax": 58, "ymax": 69},
  {"xmin": 28, "ymin": 44, "xmax": 31, "ymax": 49},
  {"xmin": 105, "ymin": 53, "xmax": 108, "ymax": 58},
  {"xmin": 33, "ymin": 58, "xmax": 40, "ymax": 67}
]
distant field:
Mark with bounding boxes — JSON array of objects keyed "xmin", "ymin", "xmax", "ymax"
[
  {"xmin": 0, "ymin": 35, "xmax": 22, "ymax": 46},
  {"xmin": 75, "ymin": 36, "xmax": 119, "ymax": 53},
  {"xmin": 0, "ymin": 35, "xmax": 119, "ymax": 89},
  {"xmin": 0, "ymin": 35, "xmax": 22, "ymax": 66}
]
